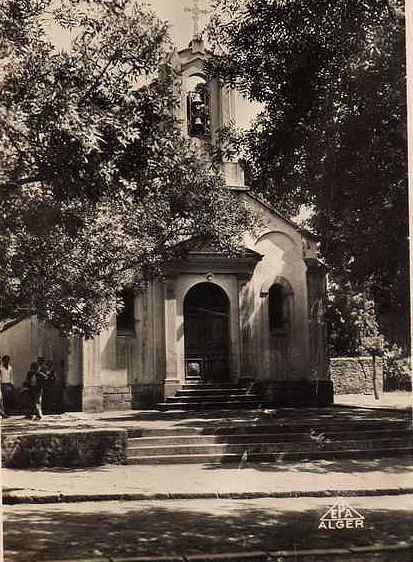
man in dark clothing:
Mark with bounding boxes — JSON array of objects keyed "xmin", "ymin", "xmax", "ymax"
[{"xmin": 25, "ymin": 361, "xmax": 48, "ymax": 420}]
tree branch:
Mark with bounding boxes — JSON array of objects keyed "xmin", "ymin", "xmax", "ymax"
[{"xmin": 78, "ymin": 45, "xmax": 123, "ymax": 106}]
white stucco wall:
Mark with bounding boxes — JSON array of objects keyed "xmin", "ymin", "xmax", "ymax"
[
  {"xmin": 98, "ymin": 318, "xmax": 128, "ymax": 388},
  {"xmin": 0, "ymin": 317, "xmax": 67, "ymax": 388},
  {"xmin": 71, "ymin": 282, "xmax": 166, "ymax": 392},
  {"xmin": 131, "ymin": 281, "xmax": 165, "ymax": 386},
  {"xmin": 242, "ymin": 195, "xmax": 311, "ymax": 381}
]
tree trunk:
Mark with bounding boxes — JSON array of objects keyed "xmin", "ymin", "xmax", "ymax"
[{"xmin": 372, "ymin": 353, "xmax": 379, "ymax": 400}]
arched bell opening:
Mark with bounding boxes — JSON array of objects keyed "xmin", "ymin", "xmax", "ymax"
[{"xmin": 186, "ymin": 75, "xmax": 210, "ymax": 138}]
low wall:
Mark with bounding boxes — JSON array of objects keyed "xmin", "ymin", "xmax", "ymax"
[
  {"xmin": 103, "ymin": 385, "xmax": 132, "ymax": 410},
  {"xmin": 258, "ymin": 380, "xmax": 334, "ymax": 407},
  {"xmin": 1, "ymin": 428, "xmax": 128, "ymax": 468},
  {"xmin": 131, "ymin": 383, "xmax": 163, "ymax": 409},
  {"xmin": 330, "ymin": 356, "xmax": 383, "ymax": 395}
]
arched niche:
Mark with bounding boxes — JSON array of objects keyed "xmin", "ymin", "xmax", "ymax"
[{"xmin": 261, "ymin": 277, "xmax": 294, "ymax": 338}]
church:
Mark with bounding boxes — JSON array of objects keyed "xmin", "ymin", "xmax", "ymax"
[{"xmin": 0, "ymin": 34, "xmax": 333, "ymax": 413}]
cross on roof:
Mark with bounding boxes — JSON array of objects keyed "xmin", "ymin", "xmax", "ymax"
[{"xmin": 184, "ymin": 0, "xmax": 210, "ymax": 37}]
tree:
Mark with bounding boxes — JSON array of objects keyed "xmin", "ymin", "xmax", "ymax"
[
  {"xmin": 0, "ymin": 0, "xmax": 255, "ymax": 337},
  {"xmin": 207, "ymin": 0, "xmax": 408, "ymax": 347},
  {"xmin": 327, "ymin": 281, "xmax": 386, "ymax": 399}
]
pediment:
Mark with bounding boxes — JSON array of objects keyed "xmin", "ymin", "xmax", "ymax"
[{"xmin": 167, "ymin": 237, "xmax": 263, "ymax": 279}]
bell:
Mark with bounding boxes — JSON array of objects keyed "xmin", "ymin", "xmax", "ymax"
[
  {"xmin": 194, "ymin": 117, "xmax": 203, "ymax": 126},
  {"xmin": 192, "ymin": 93, "xmax": 202, "ymax": 104}
]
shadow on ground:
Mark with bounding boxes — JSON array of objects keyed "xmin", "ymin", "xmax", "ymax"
[
  {"xmin": 201, "ymin": 456, "xmax": 413, "ymax": 475},
  {"xmin": 3, "ymin": 404, "xmax": 411, "ymax": 434},
  {"xmin": 4, "ymin": 499, "xmax": 413, "ymax": 562},
  {"xmin": 3, "ymin": 455, "xmax": 412, "ymax": 479}
]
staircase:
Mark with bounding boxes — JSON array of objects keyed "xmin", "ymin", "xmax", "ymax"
[
  {"xmin": 156, "ymin": 382, "xmax": 268, "ymax": 411},
  {"xmin": 126, "ymin": 408, "xmax": 413, "ymax": 465}
]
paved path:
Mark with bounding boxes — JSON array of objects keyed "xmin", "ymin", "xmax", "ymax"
[
  {"xmin": 3, "ymin": 456, "xmax": 413, "ymax": 504},
  {"xmin": 335, "ymin": 393, "xmax": 412, "ymax": 410},
  {"xmin": 3, "ymin": 495, "xmax": 413, "ymax": 562}
]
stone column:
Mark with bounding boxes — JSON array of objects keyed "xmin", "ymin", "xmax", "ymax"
[
  {"xmin": 259, "ymin": 289, "xmax": 272, "ymax": 381},
  {"xmin": 63, "ymin": 337, "xmax": 83, "ymax": 411},
  {"xmin": 238, "ymin": 275, "xmax": 250, "ymax": 380},
  {"xmin": 163, "ymin": 277, "xmax": 181, "ymax": 399},
  {"xmin": 82, "ymin": 336, "xmax": 104, "ymax": 412}
]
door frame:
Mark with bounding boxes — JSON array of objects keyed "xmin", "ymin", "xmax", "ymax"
[{"xmin": 174, "ymin": 275, "xmax": 241, "ymax": 386}]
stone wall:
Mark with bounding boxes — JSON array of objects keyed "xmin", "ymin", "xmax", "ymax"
[
  {"xmin": 330, "ymin": 356, "xmax": 383, "ymax": 395},
  {"xmin": 259, "ymin": 380, "xmax": 334, "ymax": 407},
  {"xmin": 2, "ymin": 428, "xmax": 127, "ymax": 468},
  {"xmin": 102, "ymin": 386, "xmax": 132, "ymax": 410}
]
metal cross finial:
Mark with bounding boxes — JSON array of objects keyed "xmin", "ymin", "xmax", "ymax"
[{"xmin": 184, "ymin": 0, "xmax": 210, "ymax": 37}]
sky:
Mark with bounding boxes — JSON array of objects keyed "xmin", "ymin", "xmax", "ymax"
[{"xmin": 148, "ymin": 0, "xmax": 204, "ymax": 48}]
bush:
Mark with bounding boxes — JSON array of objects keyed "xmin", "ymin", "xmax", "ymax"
[{"xmin": 383, "ymin": 345, "xmax": 411, "ymax": 392}]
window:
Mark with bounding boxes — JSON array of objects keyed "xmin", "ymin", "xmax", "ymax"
[
  {"xmin": 268, "ymin": 283, "xmax": 288, "ymax": 333},
  {"xmin": 116, "ymin": 289, "xmax": 135, "ymax": 334}
]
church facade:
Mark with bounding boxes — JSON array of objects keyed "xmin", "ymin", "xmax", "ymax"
[{"xmin": 0, "ymin": 37, "xmax": 333, "ymax": 412}]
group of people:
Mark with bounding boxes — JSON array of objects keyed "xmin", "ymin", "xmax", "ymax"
[
  {"xmin": 23, "ymin": 357, "xmax": 56, "ymax": 420},
  {"xmin": 0, "ymin": 354, "xmax": 56, "ymax": 421}
]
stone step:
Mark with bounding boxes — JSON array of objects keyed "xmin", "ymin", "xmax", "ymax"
[
  {"xmin": 127, "ymin": 446, "xmax": 413, "ymax": 465},
  {"xmin": 127, "ymin": 428, "xmax": 413, "ymax": 447},
  {"xmin": 126, "ymin": 419, "xmax": 410, "ymax": 438},
  {"xmin": 157, "ymin": 400, "xmax": 268, "ymax": 411},
  {"xmin": 127, "ymin": 437, "xmax": 413, "ymax": 457},
  {"xmin": 165, "ymin": 393, "xmax": 261, "ymax": 403},
  {"xmin": 181, "ymin": 383, "xmax": 249, "ymax": 390},
  {"xmin": 176, "ymin": 388, "xmax": 254, "ymax": 397}
]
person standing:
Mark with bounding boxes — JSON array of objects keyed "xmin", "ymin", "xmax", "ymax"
[
  {"xmin": 0, "ymin": 354, "xmax": 7, "ymax": 418},
  {"xmin": 24, "ymin": 362, "xmax": 38, "ymax": 419},
  {"xmin": 25, "ymin": 361, "xmax": 48, "ymax": 420},
  {"xmin": 1, "ymin": 355, "xmax": 14, "ymax": 416}
]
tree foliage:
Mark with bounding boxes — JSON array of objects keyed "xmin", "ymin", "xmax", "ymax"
[
  {"xmin": 208, "ymin": 0, "xmax": 408, "ymax": 345},
  {"xmin": 0, "ymin": 0, "xmax": 255, "ymax": 337},
  {"xmin": 326, "ymin": 282, "xmax": 384, "ymax": 357}
]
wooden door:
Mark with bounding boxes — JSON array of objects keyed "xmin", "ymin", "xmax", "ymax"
[{"xmin": 184, "ymin": 283, "xmax": 230, "ymax": 382}]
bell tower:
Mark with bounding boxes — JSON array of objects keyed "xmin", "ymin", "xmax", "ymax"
[{"xmin": 170, "ymin": 3, "xmax": 246, "ymax": 189}]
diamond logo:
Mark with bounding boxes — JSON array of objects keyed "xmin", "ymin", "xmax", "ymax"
[{"xmin": 319, "ymin": 500, "xmax": 365, "ymax": 530}]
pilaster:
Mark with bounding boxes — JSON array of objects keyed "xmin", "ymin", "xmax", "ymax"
[
  {"xmin": 81, "ymin": 337, "xmax": 103, "ymax": 412},
  {"xmin": 163, "ymin": 277, "xmax": 181, "ymax": 398},
  {"xmin": 237, "ymin": 275, "xmax": 250, "ymax": 380}
]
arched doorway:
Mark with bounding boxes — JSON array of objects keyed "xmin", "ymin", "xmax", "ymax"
[{"xmin": 184, "ymin": 282, "xmax": 230, "ymax": 383}]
